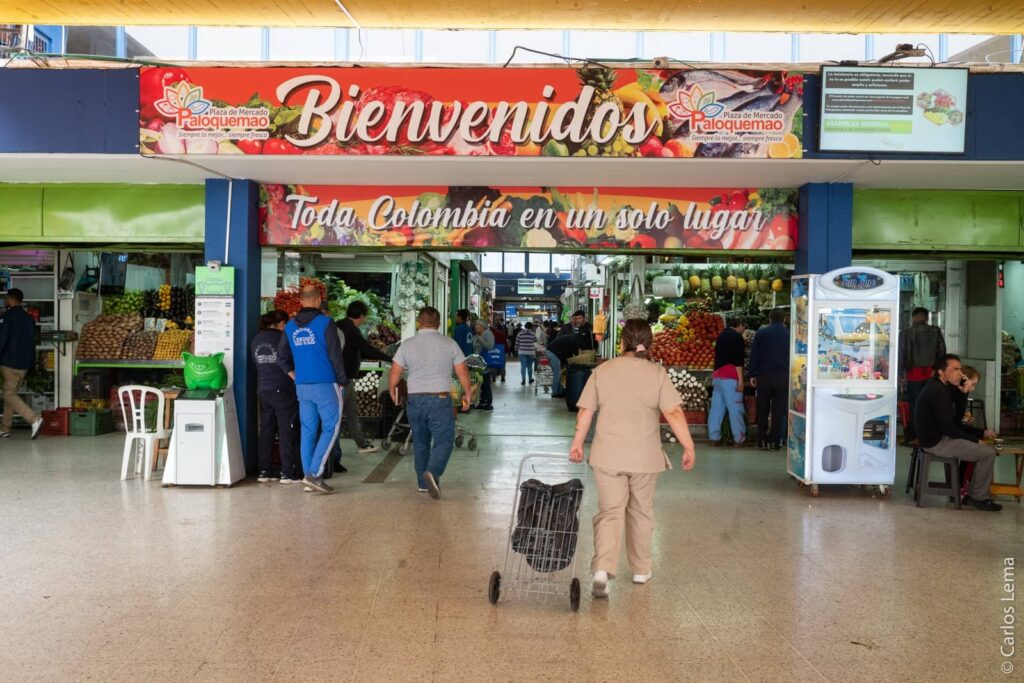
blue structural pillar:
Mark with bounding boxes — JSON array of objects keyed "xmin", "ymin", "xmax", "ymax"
[
  {"xmin": 204, "ymin": 179, "xmax": 260, "ymax": 472},
  {"xmin": 796, "ymin": 183, "xmax": 854, "ymax": 276}
]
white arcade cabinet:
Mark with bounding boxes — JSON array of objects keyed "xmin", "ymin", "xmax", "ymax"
[
  {"xmin": 787, "ymin": 266, "xmax": 899, "ymax": 497},
  {"xmin": 162, "ymin": 388, "xmax": 245, "ymax": 487}
]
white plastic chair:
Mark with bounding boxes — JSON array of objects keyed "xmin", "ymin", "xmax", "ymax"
[{"xmin": 118, "ymin": 385, "xmax": 169, "ymax": 481}]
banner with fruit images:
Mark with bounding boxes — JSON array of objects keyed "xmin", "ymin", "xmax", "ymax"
[
  {"xmin": 140, "ymin": 67, "xmax": 803, "ymax": 159},
  {"xmin": 260, "ymin": 185, "xmax": 798, "ymax": 251}
]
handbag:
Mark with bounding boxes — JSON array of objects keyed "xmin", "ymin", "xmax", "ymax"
[{"xmin": 481, "ymin": 344, "xmax": 506, "ymax": 369}]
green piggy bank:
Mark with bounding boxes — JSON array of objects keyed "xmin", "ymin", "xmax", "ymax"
[{"xmin": 183, "ymin": 352, "xmax": 228, "ymax": 390}]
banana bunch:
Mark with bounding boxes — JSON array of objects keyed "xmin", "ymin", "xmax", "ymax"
[{"xmin": 613, "ymin": 82, "xmax": 667, "ymax": 140}]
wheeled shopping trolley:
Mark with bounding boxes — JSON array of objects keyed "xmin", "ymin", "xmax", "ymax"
[
  {"xmin": 382, "ymin": 389, "xmax": 479, "ymax": 455},
  {"xmin": 488, "ymin": 454, "xmax": 585, "ymax": 612},
  {"xmin": 534, "ymin": 357, "xmax": 553, "ymax": 395}
]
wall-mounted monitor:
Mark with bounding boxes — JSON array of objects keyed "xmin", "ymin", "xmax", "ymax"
[{"xmin": 819, "ymin": 66, "xmax": 968, "ymax": 154}]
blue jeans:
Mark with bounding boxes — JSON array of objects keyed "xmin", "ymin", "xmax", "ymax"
[
  {"xmin": 709, "ymin": 376, "xmax": 746, "ymax": 443},
  {"xmin": 520, "ymin": 354, "xmax": 535, "ymax": 382},
  {"xmin": 407, "ymin": 395, "xmax": 456, "ymax": 488},
  {"xmin": 543, "ymin": 350, "xmax": 563, "ymax": 394},
  {"xmin": 296, "ymin": 383, "xmax": 342, "ymax": 478}
]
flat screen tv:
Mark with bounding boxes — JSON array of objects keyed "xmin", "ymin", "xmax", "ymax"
[{"xmin": 818, "ymin": 66, "xmax": 968, "ymax": 154}]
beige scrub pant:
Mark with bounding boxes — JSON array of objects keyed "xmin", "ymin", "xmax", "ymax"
[
  {"xmin": 1, "ymin": 366, "xmax": 36, "ymax": 432},
  {"xmin": 591, "ymin": 466, "xmax": 660, "ymax": 577}
]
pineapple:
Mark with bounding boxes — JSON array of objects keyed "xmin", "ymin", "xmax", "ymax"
[
  {"xmin": 770, "ymin": 265, "xmax": 785, "ymax": 292},
  {"xmin": 746, "ymin": 267, "xmax": 759, "ymax": 293},
  {"xmin": 700, "ymin": 270, "xmax": 711, "ymax": 293},
  {"xmin": 574, "ymin": 65, "xmax": 633, "ymax": 157},
  {"xmin": 711, "ymin": 267, "xmax": 724, "ymax": 291},
  {"xmin": 736, "ymin": 267, "xmax": 748, "ymax": 293},
  {"xmin": 726, "ymin": 272, "xmax": 738, "ymax": 291},
  {"xmin": 758, "ymin": 268, "xmax": 771, "ymax": 293},
  {"xmin": 688, "ymin": 272, "xmax": 701, "ymax": 292}
]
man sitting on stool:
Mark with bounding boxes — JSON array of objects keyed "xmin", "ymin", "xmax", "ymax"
[{"xmin": 914, "ymin": 353, "xmax": 1001, "ymax": 512}]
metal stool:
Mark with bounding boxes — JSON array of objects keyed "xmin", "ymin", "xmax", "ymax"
[{"xmin": 914, "ymin": 449, "xmax": 962, "ymax": 509}]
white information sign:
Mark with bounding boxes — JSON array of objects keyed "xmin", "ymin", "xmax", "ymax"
[{"xmin": 194, "ymin": 296, "xmax": 235, "ymax": 385}]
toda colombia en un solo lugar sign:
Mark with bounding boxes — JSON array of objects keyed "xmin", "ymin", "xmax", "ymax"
[
  {"xmin": 259, "ymin": 185, "xmax": 799, "ymax": 251},
  {"xmin": 139, "ymin": 67, "xmax": 804, "ymax": 159}
]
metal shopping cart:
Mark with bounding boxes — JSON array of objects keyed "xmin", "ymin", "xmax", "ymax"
[
  {"xmin": 535, "ymin": 356, "xmax": 553, "ymax": 395},
  {"xmin": 488, "ymin": 454, "xmax": 585, "ymax": 612},
  {"xmin": 381, "ymin": 379, "xmax": 479, "ymax": 455}
]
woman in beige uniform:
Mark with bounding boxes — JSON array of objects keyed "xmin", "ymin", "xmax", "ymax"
[{"xmin": 570, "ymin": 319, "xmax": 696, "ymax": 598}]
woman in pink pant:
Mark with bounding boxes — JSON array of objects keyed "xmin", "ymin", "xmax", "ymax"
[{"xmin": 569, "ymin": 319, "xmax": 696, "ymax": 599}]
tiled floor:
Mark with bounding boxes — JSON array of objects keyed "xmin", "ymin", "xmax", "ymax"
[{"xmin": 1, "ymin": 364, "xmax": 1022, "ymax": 682}]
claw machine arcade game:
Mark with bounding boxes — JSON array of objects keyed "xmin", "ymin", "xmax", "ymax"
[{"xmin": 788, "ymin": 266, "xmax": 899, "ymax": 497}]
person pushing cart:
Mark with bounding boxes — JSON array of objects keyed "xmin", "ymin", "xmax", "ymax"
[{"xmin": 388, "ymin": 307, "xmax": 473, "ymax": 500}]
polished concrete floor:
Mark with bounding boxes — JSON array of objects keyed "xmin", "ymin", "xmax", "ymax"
[{"xmin": 0, "ymin": 363, "xmax": 1022, "ymax": 682}]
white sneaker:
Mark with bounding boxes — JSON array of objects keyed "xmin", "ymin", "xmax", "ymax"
[
  {"xmin": 592, "ymin": 570, "xmax": 609, "ymax": 598},
  {"xmin": 30, "ymin": 418, "xmax": 43, "ymax": 439},
  {"xmin": 0, "ymin": 430, "xmax": 10, "ymax": 438},
  {"xmin": 633, "ymin": 574, "xmax": 652, "ymax": 585},
  {"xmin": 357, "ymin": 444, "xmax": 379, "ymax": 455}
]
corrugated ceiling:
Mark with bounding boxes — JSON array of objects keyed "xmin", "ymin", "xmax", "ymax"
[{"xmin": 2, "ymin": 0, "xmax": 1024, "ymax": 33}]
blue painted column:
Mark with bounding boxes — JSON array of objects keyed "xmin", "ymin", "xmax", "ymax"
[
  {"xmin": 796, "ymin": 183, "xmax": 853, "ymax": 276},
  {"xmin": 204, "ymin": 179, "xmax": 260, "ymax": 472}
]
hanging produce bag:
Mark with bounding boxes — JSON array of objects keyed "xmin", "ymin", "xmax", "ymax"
[{"xmin": 622, "ymin": 275, "xmax": 648, "ymax": 321}]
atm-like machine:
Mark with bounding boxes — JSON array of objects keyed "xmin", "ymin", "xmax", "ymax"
[
  {"xmin": 162, "ymin": 388, "xmax": 245, "ymax": 487},
  {"xmin": 161, "ymin": 264, "xmax": 245, "ymax": 487},
  {"xmin": 787, "ymin": 266, "xmax": 899, "ymax": 497}
]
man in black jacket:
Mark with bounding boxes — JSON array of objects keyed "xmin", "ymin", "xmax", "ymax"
[
  {"xmin": 749, "ymin": 309, "xmax": 789, "ymax": 450},
  {"xmin": 915, "ymin": 354, "xmax": 1001, "ymax": 511},
  {"xmin": 899, "ymin": 307, "xmax": 947, "ymax": 442},
  {"xmin": 0, "ymin": 289, "xmax": 43, "ymax": 439},
  {"xmin": 543, "ymin": 332, "xmax": 581, "ymax": 398},
  {"xmin": 338, "ymin": 301, "xmax": 392, "ymax": 454},
  {"xmin": 560, "ymin": 310, "xmax": 595, "ymax": 351}
]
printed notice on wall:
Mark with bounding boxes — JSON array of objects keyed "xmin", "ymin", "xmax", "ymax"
[
  {"xmin": 194, "ymin": 297, "xmax": 235, "ymax": 384},
  {"xmin": 819, "ymin": 66, "xmax": 968, "ymax": 154}
]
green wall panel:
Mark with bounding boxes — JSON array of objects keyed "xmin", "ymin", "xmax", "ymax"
[
  {"xmin": 0, "ymin": 186, "xmax": 43, "ymax": 239},
  {"xmin": 42, "ymin": 185, "xmax": 204, "ymax": 242},
  {"xmin": 853, "ymin": 190, "xmax": 1023, "ymax": 251}
]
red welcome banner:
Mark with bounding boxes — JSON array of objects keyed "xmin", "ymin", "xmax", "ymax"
[
  {"xmin": 139, "ymin": 67, "xmax": 804, "ymax": 159},
  {"xmin": 259, "ymin": 185, "xmax": 798, "ymax": 252}
]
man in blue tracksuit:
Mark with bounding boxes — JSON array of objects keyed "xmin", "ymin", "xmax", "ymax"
[{"xmin": 276, "ymin": 285, "xmax": 346, "ymax": 495}]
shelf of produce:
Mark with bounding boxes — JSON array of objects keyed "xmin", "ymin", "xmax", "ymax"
[{"xmin": 74, "ymin": 360, "xmax": 185, "ymax": 372}]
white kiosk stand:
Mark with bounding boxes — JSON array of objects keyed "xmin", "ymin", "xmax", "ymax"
[
  {"xmin": 787, "ymin": 266, "xmax": 899, "ymax": 497},
  {"xmin": 162, "ymin": 388, "xmax": 245, "ymax": 487}
]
